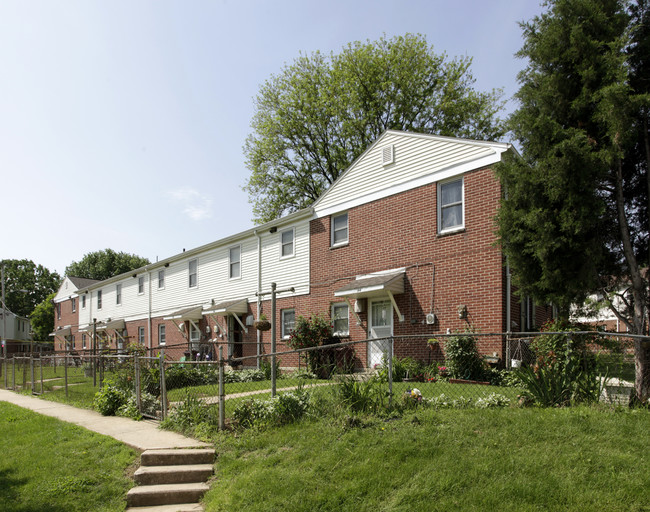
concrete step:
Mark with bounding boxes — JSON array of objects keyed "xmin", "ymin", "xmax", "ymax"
[
  {"xmin": 125, "ymin": 503, "xmax": 204, "ymax": 512},
  {"xmin": 141, "ymin": 448, "xmax": 215, "ymax": 466},
  {"xmin": 134, "ymin": 464, "xmax": 214, "ymax": 485},
  {"xmin": 126, "ymin": 482, "xmax": 209, "ymax": 508}
]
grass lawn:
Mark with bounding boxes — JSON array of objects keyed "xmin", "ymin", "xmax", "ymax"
[
  {"xmin": 204, "ymin": 405, "xmax": 650, "ymax": 512},
  {"xmin": 0, "ymin": 402, "xmax": 137, "ymax": 512}
]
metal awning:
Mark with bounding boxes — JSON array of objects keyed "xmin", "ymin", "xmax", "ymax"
[
  {"xmin": 163, "ymin": 306, "xmax": 204, "ymax": 322},
  {"xmin": 203, "ymin": 298, "xmax": 249, "ymax": 334},
  {"xmin": 334, "ymin": 272, "xmax": 405, "ymax": 299},
  {"xmin": 334, "ymin": 271, "xmax": 405, "ymax": 322},
  {"xmin": 50, "ymin": 325, "xmax": 72, "ymax": 337},
  {"xmin": 106, "ymin": 319, "xmax": 126, "ymax": 330},
  {"xmin": 203, "ymin": 298, "xmax": 248, "ymax": 316}
]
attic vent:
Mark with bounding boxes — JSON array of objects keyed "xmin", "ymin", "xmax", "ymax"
[{"xmin": 382, "ymin": 145, "xmax": 394, "ymax": 165}]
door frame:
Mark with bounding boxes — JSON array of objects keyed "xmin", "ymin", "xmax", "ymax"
[{"xmin": 368, "ymin": 298, "xmax": 393, "ymax": 367}]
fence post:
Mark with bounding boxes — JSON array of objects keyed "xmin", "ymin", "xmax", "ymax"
[
  {"xmin": 22, "ymin": 357, "xmax": 27, "ymax": 390},
  {"xmin": 388, "ymin": 337, "xmax": 394, "ymax": 408},
  {"xmin": 160, "ymin": 352, "xmax": 167, "ymax": 420},
  {"xmin": 12, "ymin": 356, "xmax": 16, "ymax": 389},
  {"xmin": 39, "ymin": 357, "xmax": 44, "ymax": 394},
  {"xmin": 134, "ymin": 353, "xmax": 141, "ymax": 413},
  {"xmin": 30, "ymin": 356, "xmax": 35, "ymax": 394},
  {"xmin": 64, "ymin": 353, "xmax": 69, "ymax": 399},
  {"xmin": 3, "ymin": 357, "xmax": 6, "ymax": 389},
  {"xmin": 506, "ymin": 333, "xmax": 511, "ymax": 369},
  {"xmin": 271, "ymin": 282, "xmax": 277, "ymax": 397},
  {"xmin": 219, "ymin": 346, "xmax": 225, "ymax": 431}
]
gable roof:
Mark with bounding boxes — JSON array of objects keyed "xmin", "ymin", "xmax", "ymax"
[
  {"xmin": 68, "ymin": 276, "xmax": 101, "ymax": 289},
  {"xmin": 313, "ymin": 130, "xmax": 511, "ymax": 218}
]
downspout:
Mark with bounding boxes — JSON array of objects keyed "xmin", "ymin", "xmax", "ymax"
[
  {"xmin": 147, "ymin": 269, "xmax": 152, "ymax": 353},
  {"xmin": 254, "ymin": 229, "xmax": 262, "ymax": 369}
]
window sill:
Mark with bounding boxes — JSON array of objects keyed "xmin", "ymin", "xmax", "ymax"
[
  {"xmin": 437, "ymin": 227, "xmax": 466, "ymax": 238},
  {"xmin": 330, "ymin": 242, "xmax": 349, "ymax": 250}
]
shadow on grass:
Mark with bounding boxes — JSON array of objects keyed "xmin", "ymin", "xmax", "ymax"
[{"xmin": 0, "ymin": 467, "xmax": 66, "ymax": 512}]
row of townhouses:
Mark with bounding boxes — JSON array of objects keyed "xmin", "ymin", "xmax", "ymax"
[{"xmin": 52, "ymin": 130, "xmax": 552, "ymax": 368}]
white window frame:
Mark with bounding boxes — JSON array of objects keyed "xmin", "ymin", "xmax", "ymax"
[
  {"xmin": 97, "ymin": 290, "xmax": 102, "ymax": 310},
  {"xmin": 71, "ymin": 297, "xmax": 76, "ymax": 313},
  {"xmin": 138, "ymin": 326, "xmax": 145, "ymax": 344},
  {"xmin": 229, "ymin": 245, "xmax": 241, "ymax": 280},
  {"xmin": 331, "ymin": 302, "xmax": 350, "ymax": 337},
  {"xmin": 189, "ymin": 259, "xmax": 198, "ymax": 288},
  {"xmin": 280, "ymin": 228, "xmax": 295, "ymax": 259},
  {"xmin": 116, "ymin": 284, "xmax": 122, "ymax": 306},
  {"xmin": 81, "ymin": 294, "xmax": 86, "ymax": 309},
  {"xmin": 158, "ymin": 269, "xmax": 165, "ymax": 290},
  {"xmin": 138, "ymin": 276, "xmax": 145, "ymax": 295},
  {"xmin": 56, "ymin": 303, "xmax": 61, "ymax": 319},
  {"xmin": 281, "ymin": 309, "xmax": 295, "ymax": 339},
  {"xmin": 82, "ymin": 334, "xmax": 87, "ymax": 350},
  {"xmin": 331, "ymin": 212, "xmax": 349, "ymax": 247},
  {"xmin": 158, "ymin": 324, "xmax": 166, "ymax": 346},
  {"xmin": 437, "ymin": 177, "xmax": 464, "ymax": 234}
]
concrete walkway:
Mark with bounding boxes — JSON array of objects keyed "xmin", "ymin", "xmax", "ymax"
[{"xmin": 0, "ymin": 389, "xmax": 209, "ymax": 451}]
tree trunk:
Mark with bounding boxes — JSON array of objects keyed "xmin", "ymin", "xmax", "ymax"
[{"xmin": 614, "ymin": 158, "xmax": 649, "ymax": 401}]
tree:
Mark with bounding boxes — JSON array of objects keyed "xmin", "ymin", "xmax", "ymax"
[
  {"xmin": 496, "ymin": 0, "xmax": 650, "ymax": 401},
  {"xmin": 1, "ymin": 259, "xmax": 61, "ymax": 318},
  {"xmin": 65, "ymin": 249, "xmax": 150, "ymax": 281},
  {"xmin": 244, "ymin": 33, "xmax": 506, "ymax": 223},
  {"xmin": 30, "ymin": 293, "xmax": 55, "ymax": 342}
]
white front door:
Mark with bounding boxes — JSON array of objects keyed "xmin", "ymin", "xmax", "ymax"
[{"xmin": 369, "ymin": 299, "xmax": 393, "ymax": 367}]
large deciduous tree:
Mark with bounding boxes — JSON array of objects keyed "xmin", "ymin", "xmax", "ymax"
[
  {"xmin": 1, "ymin": 259, "xmax": 61, "ymax": 318},
  {"xmin": 65, "ymin": 249, "xmax": 150, "ymax": 281},
  {"xmin": 244, "ymin": 33, "xmax": 506, "ymax": 223},
  {"xmin": 30, "ymin": 293, "xmax": 56, "ymax": 343},
  {"xmin": 496, "ymin": 0, "xmax": 650, "ymax": 401}
]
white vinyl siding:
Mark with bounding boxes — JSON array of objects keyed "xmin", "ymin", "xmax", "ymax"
[
  {"xmin": 331, "ymin": 213, "xmax": 348, "ymax": 246},
  {"xmin": 438, "ymin": 177, "xmax": 464, "ymax": 233}
]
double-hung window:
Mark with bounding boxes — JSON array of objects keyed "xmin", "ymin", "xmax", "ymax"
[
  {"xmin": 116, "ymin": 284, "xmax": 122, "ymax": 305},
  {"xmin": 189, "ymin": 259, "xmax": 198, "ymax": 288},
  {"xmin": 81, "ymin": 295, "xmax": 86, "ymax": 309},
  {"xmin": 280, "ymin": 228, "xmax": 294, "ymax": 258},
  {"xmin": 331, "ymin": 212, "xmax": 348, "ymax": 246},
  {"xmin": 138, "ymin": 326, "xmax": 145, "ymax": 344},
  {"xmin": 438, "ymin": 178, "xmax": 464, "ymax": 233},
  {"xmin": 158, "ymin": 324, "xmax": 166, "ymax": 346},
  {"xmin": 281, "ymin": 309, "xmax": 295, "ymax": 339},
  {"xmin": 138, "ymin": 276, "xmax": 145, "ymax": 295},
  {"xmin": 71, "ymin": 297, "xmax": 76, "ymax": 313},
  {"xmin": 158, "ymin": 269, "xmax": 165, "ymax": 289},
  {"xmin": 97, "ymin": 290, "xmax": 102, "ymax": 310},
  {"xmin": 229, "ymin": 246, "xmax": 241, "ymax": 279},
  {"xmin": 331, "ymin": 302, "xmax": 349, "ymax": 336}
]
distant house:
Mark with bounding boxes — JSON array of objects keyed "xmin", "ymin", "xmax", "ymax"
[
  {"xmin": 52, "ymin": 276, "xmax": 100, "ymax": 351},
  {"xmin": 0, "ymin": 307, "xmax": 32, "ymax": 355},
  {"xmin": 63, "ymin": 130, "xmax": 552, "ymax": 367}
]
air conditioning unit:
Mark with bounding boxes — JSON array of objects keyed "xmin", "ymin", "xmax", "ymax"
[{"xmin": 426, "ymin": 313, "xmax": 436, "ymax": 325}]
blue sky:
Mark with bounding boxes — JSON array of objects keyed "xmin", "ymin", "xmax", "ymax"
[{"xmin": 0, "ymin": 0, "xmax": 545, "ymax": 276}]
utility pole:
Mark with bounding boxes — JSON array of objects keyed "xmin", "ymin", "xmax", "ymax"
[
  {"xmin": 2, "ymin": 265, "xmax": 6, "ymax": 360},
  {"xmin": 256, "ymin": 282, "xmax": 294, "ymax": 396}
]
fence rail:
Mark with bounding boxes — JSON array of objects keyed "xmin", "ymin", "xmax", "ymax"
[{"xmin": 1, "ymin": 330, "xmax": 646, "ymax": 428}]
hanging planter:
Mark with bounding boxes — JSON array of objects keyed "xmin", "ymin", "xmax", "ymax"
[{"xmin": 254, "ymin": 315, "xmax": 271, "ymax": 331}]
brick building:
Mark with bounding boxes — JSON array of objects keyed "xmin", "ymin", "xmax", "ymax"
[{"xmin": 53, "ymin": 131, "xmax": 551, "ymax": 367}]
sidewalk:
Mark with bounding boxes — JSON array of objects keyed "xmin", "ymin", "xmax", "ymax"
[{"xmin": 0, "ymin": 389, "xmax": 209, "ymax": 451}]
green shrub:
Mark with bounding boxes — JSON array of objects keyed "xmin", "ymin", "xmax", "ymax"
[
  {"xmin": 162, "ymin": 392, "xmax": 213, "ymax": 432},
  {"xmin": 444, "ymin": 330, "xmax": 486, "ymax": 381},
  {"xmin": 93, "ymin": 382, "xmax": 128, "ymax": 416},
  {"xmin": 335, "ymin": 376, "xmax": 386, "ymax": 413},
  {"xmin": 232, "ymin": 389, "xmax": 311, "ymax": 429}
]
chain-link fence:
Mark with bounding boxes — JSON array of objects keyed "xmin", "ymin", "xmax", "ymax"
[{"xmin": 1, "ymin": 330, "xmax": 647, "ymax": 426}]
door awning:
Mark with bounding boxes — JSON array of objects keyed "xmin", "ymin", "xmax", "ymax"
[
  {"xmin": 334, "ymin": 272, "xmax": 405, "ymax": 299},
  {"xmin": 163, "ymin": 306, "xmax": 204, "ymax": 322},
  {"xmin": 203, "ymin": 298, "xmax": 248, "ymax": 316},
  {"xmin": 50, "ymin": 325, "xmax": 72, "ymax": 337},
  {"xmin": 106, "ymin": 319, "xmax": 126, "ymax": 330}
]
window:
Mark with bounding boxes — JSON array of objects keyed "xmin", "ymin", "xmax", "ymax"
[
  {"xmin": 82, "ymin": 334, "xmax": 87, "ymax": 350},
  {"xmin": 81, "ymin": 295, "xmax": 86, "ymax": 309},
  {"xmin": 138, "ymin": 276, "xmax": 145, "ymax": 294},
  {"xmin": 189, "ymin": 259, "xmax": 198, "ymax": 288},
  {"xmin": 116, "ymin": 284, "xmax": 122, "ymax": 305},
  {"xmin": 229, "ymin": 246, "xmax": 241, "ymax": 279},
  {"xmin": 158, "ymin": 324, "xmax": 166, "ymax": 346},
  {"xmin": 71, "ymin": 297, "xmax": 76, "ymax": 313},
  {"xmin": 158, "ymin": 269, "xmax": 165, "ymax": 289},
  {"xmin": 138, "ymin": 326, "xmax": 145, "ymax": 344},
  {"xmin": 189, "ymin": 323, "xmax": 200, "ymax": 350},
  {"xmin": 331, "ymin": 302, "xmax": 350, "ymax": 336},
  {"xmin": 281, "ymin": 309, "xmax": 295, "ymax": 339},
  {"xmin": 331, "ymin": 213, "xmax": 348, "ymax": 246},
  {"xmin": 97, "ymin": 290, "xmax": 102, "ymax": 310},
  {"xmin": 56, "ymin": 303, "xmax": 61, "ymax": 319},
  {"xmin": 522, "ymin": 296, "xmax": 535, "ymax": 331},
  {"xmin": 438, "ymin": 178, "xmax": 464, "ymax": 233},
  {"xmin": 280, "ymin": 228, "xmax": 294, "ymax": 258}
]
